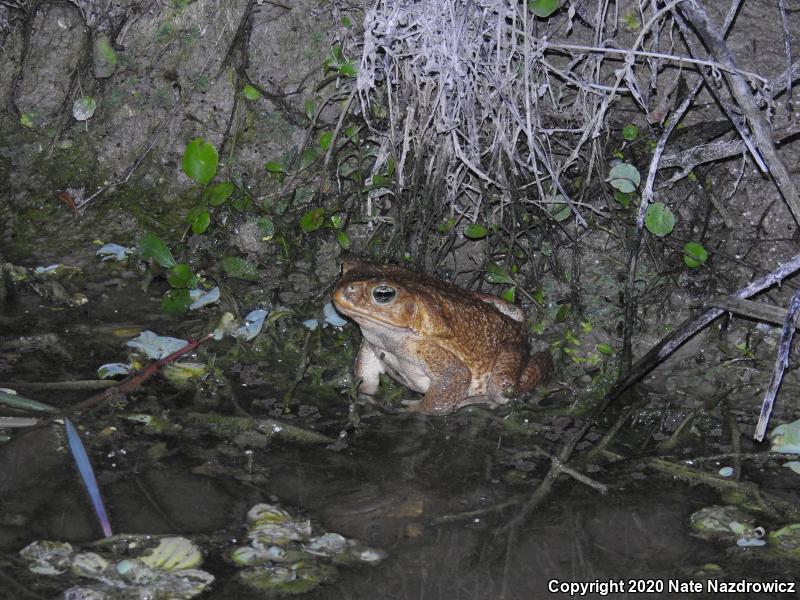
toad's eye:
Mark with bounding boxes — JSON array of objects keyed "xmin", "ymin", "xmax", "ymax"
[{"xmin": 372, "ymin": 285, "xmax": 396, "ymax": 304}]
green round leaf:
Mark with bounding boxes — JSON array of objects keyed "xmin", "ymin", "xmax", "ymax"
[
  {"xmin": 464, "ymin": 223, "xmax": 489, "ymax": 240},
  {"xmin": 265, "ymin": 161, "xmax": 285, "ymax": 174},
  {"xmin": 162, "ymin": 288, "xmax": 192, "ymax": 315},
  {"xmin": 528, "ymin": 0, "xmax": 559, "ymax": 18},
  {"xmin": 682, "ymin": 242, "xmax": 709, "ymax": 268},
  {"xmin": 501, "ymin": 287, "xmax": 516, "ymax": 303},
  {"xmin": 613, "ymin": 190, "xmax": 631, "ymax": 207},
  {"xmin": 242, "ymin": 84, "xmax": 261, "ymax": 100},
  {"xmin": 607, "ymin": 163, "xmax": 641, "ymax": 193},
  {"xmin": 257, "ymin": 217, "xmax": 275, "ymax": 240},
  {"xmin": 222, "ymin": 256, "xmax": 259, "ymax": 281},
  {"xmin": 190, "ymin": 210, "xmax": 211, "ymax": 235},
  {"xmin": 137, "ymin": 233, "xmax": 176, "ymax": 268},
  {"xmin": 336, "ymin": 230, "xmax": 351, "ymax": 250},
  {"xmin": 304, "ymin": 99, "xmax": 315, "ymax": 120},
  {"xmin": 300, "ymin": 148, "xmax": 319, "ymax": 170},
  {"xmin": 339, "ymin": 62, "xmax": 357, "ymax": 77},
  {"xmin": 485, "ymin": 263, "xmax": 514, "ymax": 285},
  {"xmin": 341, "ymin": 15, "xmax": 352, "ymax": 27},
  {"xmin": 182, "ymin": 138, "xmax": 218, "ymax": 185},
  {"xmin": 319, "ymin": 131, "xmax": 333, "ymax": 149},
  {"xmin": 644, "ymin": 202, "xmax": 676, "ymax": 237},
  {"xmin": 73, "ymin": 96, "xmax": 97, "ymax": 121},
  {"xmin": 551, "ymin": 202, "xmax": 571, "ymax": 222},
  {"xmin": 622, "ymin": 124, "xmax": 639, "ymax": 141},
  {"xmin": 595, "ymin": 343, "xmax": 615, "ymax": 356},
  {"xmin": 299, "ymin": 207, "xmax": 325, "ymax": 233},
  {"xmin": 167, "ymin": 263, "xmax": 198, "ymax": 289},
  {"xmin": 205, "ymin": 181, "xmax": 235, "ymax": 206}
]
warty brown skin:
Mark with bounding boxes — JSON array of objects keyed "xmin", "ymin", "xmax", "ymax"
[{"xmin": 332, "ymin": 259, "xmax": 553, "ymax": 415}]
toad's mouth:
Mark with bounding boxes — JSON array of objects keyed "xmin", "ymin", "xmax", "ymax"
[{"xmin": 332, "ymin": 301, "xmax": 411, "ymax": 331}]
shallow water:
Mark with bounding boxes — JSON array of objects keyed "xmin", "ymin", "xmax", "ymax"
[{"xmin": 1, "ymin": 283, "xmax": 798, "ymax": 599}]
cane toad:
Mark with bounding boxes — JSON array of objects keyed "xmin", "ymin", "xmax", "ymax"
[{"xmin": 332, "ymin": 259, "xmax": 552, "ymax": 415}]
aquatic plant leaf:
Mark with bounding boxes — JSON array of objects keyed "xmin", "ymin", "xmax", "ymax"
[
  {"xmin": 189, "ymin": 286, "xmax": 220, "ymax": 310},
  {"xmin": 127, "ymin": 330, "xmax": 188, "ymax": 359},
  {"xmin": 137, "ymin": 233, "xmax": 176, "ymax": 268},
  {"xmin": 96, "ymin": 243, "xmax": 132, "ymax": 262},
  {"xmin": 182, "ymin": 138, "xmax": 218, "ymax": 185},
  {"xmin": 167, "ymin": 264, "xmax": 198, "ymax": 289},
  {"xmin": 771, "ymin": 419, "xmax": 800, "ymax": 453},
  {"xmin": 324, "ymin": 302, "xmax": 348, "ymax": 327},
  {"xmin": 65, "ymin": 418, "xmax": 112, "ymax": 538},
  {"xmin": 162, "ymin": 288, "xmax": 192, "ymax": 315},
  {"xmin": 97, "ymin": 363, "xmax": 132, "ymax": 378},
  {"xmin": 0, "ymin": 389, "xmax": 58, "ymax": 413}
]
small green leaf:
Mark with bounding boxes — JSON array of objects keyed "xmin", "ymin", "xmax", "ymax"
[
  {"xmin": 344, "ymin": 124, "xmax": 359, "ymax": 140},
  {"xmin": 20, "ymin": 112, "xmax": 34, "ymax": 128},
  {"xmin": 182, "ymin": 137, "xmax": 218, "ymax": 185},
  {"xmin": 551, "ymin": 198, "xmax": 572, "ymax": 222},
  {"xmin": 528, "ymin": 0, "xmax": 559, "ymax": 18},
  {"xmin": 596, "ymin": 343, "xmax": 615, "ymax": 356},
  {"xmin": 501, "ymin": 287, "xmax": 516, "ymax": 303},
  {"xmin": 265, "ymin": 161, "xmax": 285, "ymax": 174},
  {"xmin": 341, "ymin": 15, "xmax": 352, "ymax": 27},
  {"xmin": 137, "ymin": 233, "xmax": 176, "ymax": 268},
  {"xmin": 93, "ymin": 35, "xmax": 117, "ymax": 78},
  {"xmin": 188, "ymin": 209, "xmax": 211, "ymax": 234},
  {"xmin": 304, "ymin": 99, "xmax": 315, "ymax": 120},
  {"xmin": 299, "ymin": 207, "xmax": 325, "ymax": 233},
  {"xmin": 72, "ymin": 96, "xmax": 97, "ymax": 121},
  {"xmin": 438, "ymin": 218, "xmax": 456, "ymax": 233},
  {"xmin": 555, "ymin": 304, "xmax": 570, "ymax": 323},
  {"xmin": 613, "ymin": 190, "xmax": 631, "ymax": 207},
  {"xmin": 300, "ymin": 148, "xmax": 319, "ymax": 170},
  {"xmin": 257, "ymin": 217, "xmax": 275, "ymax": 240},
  {"xmin": 371, "ymin": 174, "xmax": 389, "ymax": 188},
  {"xmin": 222, "ymin": 256, "xmax": 259, "ymax": 281},
  {"xmin": 336, "ymin": 230, "xmax": 351, "ymax": 250},
  {"xmin": 330, "ymin": 214, "xmax": 344, "ymax": 229},
  {"xmin": 644, "ymin": 202, "xmax": 676, "ymax": 237},
  {"xmin": 319, "ymin": 131, "xmax": 333, "ymax": 149},
  {"xmin": 533, "ymin": 289, "xmax": 545, "ymax": 305},
  {"xmin": 242, "ymin": 84, "xmax": 261, "ymax": 100},
  {"xmin": 167, "ymin": 263, "xmax": 198, "ymax": 288},
  {"xmin": 622, "ymin": 124, "xmax": 639, "ymax": 141},
  {"xmin": 162, "ymin": 288, "xmax": 192, "ymax": 315},
  {"xmin": 683, "ymin": 241, "xmax": 709, "ymax": 268},
  {"xmin": 205, "ymin": 181, "xmax": 235, "ymax": 206},
  {"xmin": 464, "ymin": 223, "xmax": 489, "ymax": 240},
  {"xmin": 339, "ymin": 62, "xmax": 357, "ymax": 77},
  {"xmin": 485, "ymin": 263, "xmax": 514, "ymax": 285},
  {"xmin": 607, "ymin": 163, "xmax": 641, "ymax": 193}
]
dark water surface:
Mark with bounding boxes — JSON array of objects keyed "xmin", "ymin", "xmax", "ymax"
[{"xmin": 1, "ymin": 284, "xmax": 797, "ymax": 599}]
